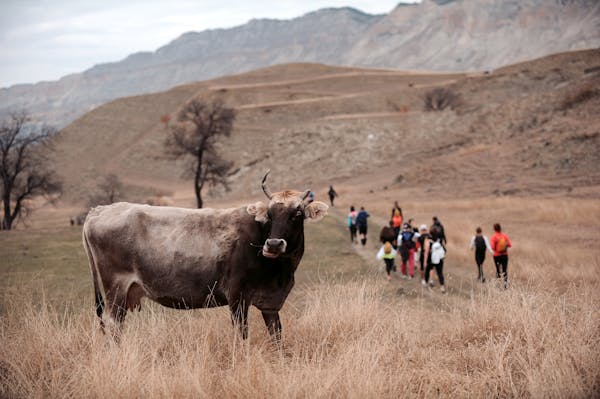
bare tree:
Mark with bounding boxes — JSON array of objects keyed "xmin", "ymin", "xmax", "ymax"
[
  {"xmin": 87, "ymin": 173, "xmax": 123, "ymax": 207},
  {"xmin": 0, "ymin": 111, "xmax": 62, "ymax": 230},
  {"xmin": 165, "ymin": 99, "xmax": 235, "ymax": 208}
]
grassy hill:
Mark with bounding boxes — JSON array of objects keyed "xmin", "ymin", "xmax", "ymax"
[{"xmin": 53, "ymin": 49, "xmax": 600, "ymax": 207}]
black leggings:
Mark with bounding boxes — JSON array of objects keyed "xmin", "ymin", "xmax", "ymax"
[
  {"xmin": 349, "ymin": 225, "xmax": 357, "ymax": 242},
  {"xmin": 475, "ymin": 252, "xmax": 486, "ymax": 281},
  {"xmin": 425, "ymin": 260, "xmax": 444, "ymax": 286},
  {"xmin": 384, "ymin": 258, "xmax": 395, "ymax": 275},
  {"xmin": 494, "ymin": 255, "xmax": 508, "ymax": 282}
]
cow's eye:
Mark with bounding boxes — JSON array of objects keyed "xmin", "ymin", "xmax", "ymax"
[{"xmin": 295, "ymin": 210, "xmax": 303, "ymax": 217}]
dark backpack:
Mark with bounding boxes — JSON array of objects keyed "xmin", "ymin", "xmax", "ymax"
[
  {"xmin": 401, "ymin": 231, "xmax": 414, "ymax": 249},
  {"xmin": 356, "ymin": 212, "xmax": 367, "ymax": 226},
  {"xmin": 475, "ymin": 236, "xmax": 486, "ymax": 254},
  {"xmin": 474, "ymin": 236, "xmax": 486, "ymax": 253}
]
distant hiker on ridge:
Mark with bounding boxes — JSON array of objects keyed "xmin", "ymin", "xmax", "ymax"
[{"xmin": 328, "ymin": 185, "xmax": 338, "ymax": 207}]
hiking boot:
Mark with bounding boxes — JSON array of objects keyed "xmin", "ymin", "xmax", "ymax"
[
  {"xmin": 440, "ymin": 286, "xmax": 446, "ymax": 294},
  {"xmin": 421, "ymin": 279, "xmax": 427, "ymax": 287},
  {"xmin": 429, "ymin": 280, "xmax": 435, "ymax": 287}
]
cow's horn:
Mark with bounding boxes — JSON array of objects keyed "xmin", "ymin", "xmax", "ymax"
[
  {"xmin": 301, "ymin": 189, "xmax": 311, "ymax": 202},
  {"xmin": 261, "ymin": 170, "xmax": 273, "ymax": 199}
]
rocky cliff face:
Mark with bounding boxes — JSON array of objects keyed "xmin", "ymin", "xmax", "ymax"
[
  {"xmin": 347, "ymin": 0, "xmax": 600, "ymax": 71},
  {"xmin": 1, "ymin": 0, "xmax": 598, "ymax": 128}
]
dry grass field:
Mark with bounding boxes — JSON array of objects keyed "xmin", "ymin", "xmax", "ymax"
[
  {"xmin": 1, "ymin": 193, "xmax": 599, "ymax": 398},
  {"xmin": 1, "ymin": 49, "xmax": 599, "ymax": 398}
]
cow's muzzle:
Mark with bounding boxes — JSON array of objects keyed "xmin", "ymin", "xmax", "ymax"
[{"xmin": 262, "ymin": 238, "xmax": 287, "ymax": 258}]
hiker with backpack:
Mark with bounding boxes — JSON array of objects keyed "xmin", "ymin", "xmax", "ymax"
[
  {"xmin": 398, "ymin": 223, "xmax": 417, "ymax": 279},
  {"xmin": 407, "ymin": 218, "xmax": 419, "ymax": 233},
  {"xmin": 417, "ymin": 224, "xmax": 430, "ymax": 285},
  {"xmin": 380, "ymin": 221, "xmax": 397, "ymax": 249},
  {"xmin": 355, "ymin": 206, "xmax": 370, "ymax": 246},
  {"xmin": 431, "ymin": 216, "xmax": 447, "ymax": 246},
  {"xmin": 347, "ymin": 206, "xmax": 358, "ymax": 243},
  {"xmin": 469, "ymin": 227, "xmax": 493, "ymax": 283},
  {"xmin": 328, "ymin": 185, "xmax": 338, "ymax": 207},
  {"xmin": 376, "ymin": 241, "xmax": 397, "ymax": 281},
  {"xmin": 423, "ymin": 225, "xmax": 446, "ymax": 293},
  {"xmin": 490, "ymin": 223, "xmax": 512, "ymax": 288}
]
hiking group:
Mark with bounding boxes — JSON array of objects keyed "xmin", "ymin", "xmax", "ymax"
[
  {"xmin": 376, "ymin": 204, "xmax": 448, "ymax": 293},
  {"xmin": 346, "ymin": 200, "xmax": 513, "ymax": 292}
]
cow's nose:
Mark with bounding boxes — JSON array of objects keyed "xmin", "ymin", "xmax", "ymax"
[{"xmin": 266, "ymin": 239, "xmax": 285, "ymax": 250}]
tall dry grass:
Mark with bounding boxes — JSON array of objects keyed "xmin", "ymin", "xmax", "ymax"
[
  {"xmin": 2, "ymin": 195, "xmax": 599, "ymax": 398},
  {"xmin": 1, "ymin": 278, "xmax": 599, "ymax": 398}
]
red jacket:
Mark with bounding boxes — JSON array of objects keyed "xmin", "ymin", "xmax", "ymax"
[{"xmin": 490, "ymin": 232, "xmax": 512, "ymax": 257}]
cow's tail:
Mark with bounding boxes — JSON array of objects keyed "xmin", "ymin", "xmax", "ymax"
[{"xmin": 82, "ymin": 227, "xmax": 104, "ymax": 319}]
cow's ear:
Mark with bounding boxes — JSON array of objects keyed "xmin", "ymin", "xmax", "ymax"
[
  {"xmin": 305, "ymin": 201, "xmax": 328, "ymax": 222},
  {"xmin": 247, "ymin": 201, "xmax": 269, "ymax": 223}
]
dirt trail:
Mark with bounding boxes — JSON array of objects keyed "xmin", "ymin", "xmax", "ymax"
[
  {"xmin": 207, "ymin": 69, "xmax": 445, "ymax": 91},
  {"xmin": 237, "ymin": 92, "xmax": 363, "ymax": 110}
]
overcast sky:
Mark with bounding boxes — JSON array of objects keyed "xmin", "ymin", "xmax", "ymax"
[{"xmin": 0, "ymin": 1, "xmax": 417, "ymax": 88}]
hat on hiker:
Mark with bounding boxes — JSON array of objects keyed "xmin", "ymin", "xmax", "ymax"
[{"xmin": 420, "ymin": 224, "xmax": 427, "ymax": 231}]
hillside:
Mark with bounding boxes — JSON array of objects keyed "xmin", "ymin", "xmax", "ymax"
[
  {"xmin": 1, "ymin": 0, "xmax": 599, "ymax": 128},
  {"xmin": 52, "ymin": 49, "xmax": 600, "ymax": 206}
]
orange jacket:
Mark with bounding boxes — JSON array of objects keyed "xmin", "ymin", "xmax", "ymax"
[
  {"xmin": 490, "ymin": 232, "xmax": 512, "ymax": 257},
  {"xmin": 391, "ymin": 214, "xmax": 403, "ymax": 228}
]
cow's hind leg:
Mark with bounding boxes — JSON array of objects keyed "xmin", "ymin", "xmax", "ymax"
[
  {"xmin": 103, "ymin": 281, "xmax": 145, "ymax": 341},
  {"xmin": 103, "ymin": 283, "xmax": 129, "ymax": 341}
]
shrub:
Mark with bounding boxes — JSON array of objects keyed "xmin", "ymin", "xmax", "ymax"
[{"xmin": 423, "ymin": 88, "xmax": 462, "ymax": 112}]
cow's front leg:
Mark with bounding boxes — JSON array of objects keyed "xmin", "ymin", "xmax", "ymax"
[
  {"xmin": 261, "ymin": 311, "xmax": 282, "ymax": 342},
  {"xmin": 230, "ymin": 300, "xmax": 249, "ymax": 339}
]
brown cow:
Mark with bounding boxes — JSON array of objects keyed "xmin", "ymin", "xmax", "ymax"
[{"xmin": 83, "ymin": 171, "xmax": 328, "ymax": 340}]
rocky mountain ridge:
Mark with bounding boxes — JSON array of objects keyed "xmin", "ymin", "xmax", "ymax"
[{"xmin": 1, "ymin": 0, "xmax": 598, "ymax": 128}]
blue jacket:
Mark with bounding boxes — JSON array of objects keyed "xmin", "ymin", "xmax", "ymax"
[{"xmin": 355, "ymin": 210, "xmax": 369, "ymax": 227}]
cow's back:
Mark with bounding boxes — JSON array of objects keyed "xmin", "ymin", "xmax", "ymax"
[{"xmin": 84, "ymin": 202, "xmax": 249, "ymax": 307}]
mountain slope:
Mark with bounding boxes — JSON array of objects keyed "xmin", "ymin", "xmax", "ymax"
[
  {"xmin": 1, "ymin": 0, "xmax": 599, "ymax": 129},
  {"xmin": 51, "ymin": 49, "xmax": 600, "ymax": 205}
]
